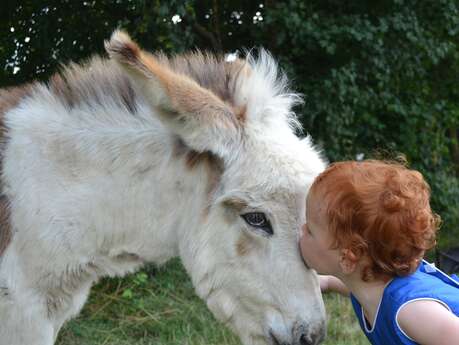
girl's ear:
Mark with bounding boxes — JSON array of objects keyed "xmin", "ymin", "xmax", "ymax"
[{"xmin": 339, "ymin": 248, "xmax": 358, "ymax": 275}]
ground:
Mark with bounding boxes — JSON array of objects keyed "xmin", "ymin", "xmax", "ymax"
[{"xmin": 56, "ymin": 259, "xmax": 368, "ymax": 345}]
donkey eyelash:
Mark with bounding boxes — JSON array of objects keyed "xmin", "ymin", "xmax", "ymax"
[{"xmin": 241, "ymin": 212, "xmax": 274, "ymax": 236}]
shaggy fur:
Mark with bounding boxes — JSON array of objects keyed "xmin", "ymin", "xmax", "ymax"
[{"xmin": 0, "ymin": 30, "xmax": 327, "ymax": 345}]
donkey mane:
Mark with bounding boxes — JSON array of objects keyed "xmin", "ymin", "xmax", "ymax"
[
  {"xmin": 45, "ymin": 53, "xmax": 243, "ymax": 113},
  {"xmin": 157, "ymin": 51, "xmax": 247, "ymax": 106},
  {"xmin": 46, "ymin": 57, "xmax": 138, "ymax": 115},
  {"xmin": 42, "ymin": 49, "xmax": 303, "ymax": 133}
]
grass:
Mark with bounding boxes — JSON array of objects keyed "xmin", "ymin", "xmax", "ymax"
[{"xmin": 57, "ymin": 259, "xmax": 368, "ymax": 345}]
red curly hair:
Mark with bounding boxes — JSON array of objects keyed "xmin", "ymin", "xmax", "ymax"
[{"xmin": 310, "ymin": 160, "xmax": 440, "ymax": 281}]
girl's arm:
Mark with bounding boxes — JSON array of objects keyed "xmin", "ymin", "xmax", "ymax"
[
  {"xmin": 397, "ymin": 300, "xmax": 459, "ymax": 345},
  {"xmin": 319, "ymin": 275, "xmax": 350, "ymax": 297}
]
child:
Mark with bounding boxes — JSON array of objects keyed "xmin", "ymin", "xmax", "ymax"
[{"xmin": 299, "ymin": 160, "xmax": 459, "ymax": 345}]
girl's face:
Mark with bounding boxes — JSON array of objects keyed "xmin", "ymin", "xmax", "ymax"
[{"xmin": 300, "ymin": 190, "xmax": 341, "ymax": 275}]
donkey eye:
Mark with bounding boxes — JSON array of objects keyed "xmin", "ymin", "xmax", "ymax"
[{"xmin": 241, "ymin": 212, "xmax": 273, "ymax": 236}]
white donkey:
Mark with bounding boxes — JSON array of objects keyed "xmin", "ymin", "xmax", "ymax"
[{"xmin": 0, "ymin": 31, "xmax": 327, "ymax": 345}]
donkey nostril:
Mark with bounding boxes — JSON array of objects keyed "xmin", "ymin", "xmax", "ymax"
[
  {"xmin": 299, "ymin": 334, "xmax": 313, "ymax": 345},
  {"xmin": 296, "ymin": 321, "xmax": 326, "ymax": 345}
]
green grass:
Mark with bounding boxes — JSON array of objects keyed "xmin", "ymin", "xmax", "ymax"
[
  {"xmin": 57, "ymin": 259, "xmax": 368, "ymax": 345},
  {"xmin": 322, "ymin": 294, "xmax": 368, "ymax": 345}
]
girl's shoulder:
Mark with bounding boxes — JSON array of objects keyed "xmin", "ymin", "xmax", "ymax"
[
  {"xmin": 384, "ymin": 261, "xmax": 459, "ymax": 316},
  {"xmin": 396, "ymin": 292, "xmax": 459, "ymax": 344}
]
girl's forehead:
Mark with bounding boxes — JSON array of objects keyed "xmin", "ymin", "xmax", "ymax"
[
  {"xmin": 306, "ymin": 192, "xmax": 327, "ymax": 222},
  {"xmin": 306, "ymin": 189, "xmax": 325, "ymax": 209}
]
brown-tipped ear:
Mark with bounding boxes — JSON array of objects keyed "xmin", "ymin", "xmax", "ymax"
[
  {"xmin": 105, "ymin": 30, "xmax": 172, "ymax": 110},
  {"xmin": 105, "ymin": 30, "xmax": 241, "ymax": 158},
  {"xmin": 105, "ymin": 30, "xmax": 170, "ymax": 87},
  {"xmin": 104, "ymin": 30, "xmax": 141, "ymax": 69}
]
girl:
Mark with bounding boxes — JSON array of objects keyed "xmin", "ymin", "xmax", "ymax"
[{"xmin": 300, "ymin": 160, "xmax": 459, "ymax": 345}]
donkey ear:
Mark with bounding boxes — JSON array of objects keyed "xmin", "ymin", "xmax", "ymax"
[{"xmin": 105, "ymin": 30, "xmax": 241, "ymax": 159}]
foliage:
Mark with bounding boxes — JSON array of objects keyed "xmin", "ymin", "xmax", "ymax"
[{"xmin": 0, "ymin": 0, "xmax": 264, "ymax": 85}]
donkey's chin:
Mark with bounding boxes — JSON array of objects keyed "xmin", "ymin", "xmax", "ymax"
[{"xmin": 206, "ymin": 294, "xmax": 268, "ymax": 345}]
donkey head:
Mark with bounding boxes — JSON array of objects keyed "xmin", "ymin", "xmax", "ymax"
[{"xmin": 106, "ymin": 31, "xmax": 327, "ymax": 345}]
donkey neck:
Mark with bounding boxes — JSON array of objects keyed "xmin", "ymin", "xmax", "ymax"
[
  {"xmin": 4, "ymin": 88, "xmax": 217, "ymax": 265},
  {"xmin": 64, "ymin": 130, "xmax": 217, "ymax": 263}
]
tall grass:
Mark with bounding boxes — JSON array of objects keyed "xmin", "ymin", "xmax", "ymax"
[{"xmin": 57, "ymin": 259, "xmax": 368, "ymax": 345}]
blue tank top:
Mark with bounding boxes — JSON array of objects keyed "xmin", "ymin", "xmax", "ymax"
[{"xmin": 350, "ymin": 260, "xmax": 459, "ymax": 345}]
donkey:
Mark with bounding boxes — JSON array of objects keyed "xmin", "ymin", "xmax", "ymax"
[{"xmin": 0, "ymin": 31, "xmax": 327, "ymax": 345}]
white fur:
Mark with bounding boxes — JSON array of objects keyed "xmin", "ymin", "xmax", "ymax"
[{"xmin": 0, "ymin": 40, "xmax": 327, "ymax": 345}]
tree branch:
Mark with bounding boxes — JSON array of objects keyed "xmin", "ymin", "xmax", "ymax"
[
  {"xmin": 192, "ymin": 21, "xmax": 221, "ymax": 52},
  {"xmin": 211, "ymin": 0, "xmax": 223, "ymax": 52}
]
